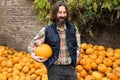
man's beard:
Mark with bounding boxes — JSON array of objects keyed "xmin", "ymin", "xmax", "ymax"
[{"xmin": 56, "ymin": 17, "xmax": 66, "ymax": 27}]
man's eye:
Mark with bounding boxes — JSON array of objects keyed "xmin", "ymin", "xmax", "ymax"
[
  {"xmin": 63, "ymin": 12, "xmax": 67, "ymax": 14},
  {"xmin": 58, "ymin": 12, "xmax": 62, "ymax": 14}
]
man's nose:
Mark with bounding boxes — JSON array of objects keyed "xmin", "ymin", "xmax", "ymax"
[{"xmin": 61, "ymin": 13, "xmax": 65, "ymax": 17}]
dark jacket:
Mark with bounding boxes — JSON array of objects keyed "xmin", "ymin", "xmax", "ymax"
[{"xmin": 44, "ymin": 22, "xmax": 78, "ymax": 69}]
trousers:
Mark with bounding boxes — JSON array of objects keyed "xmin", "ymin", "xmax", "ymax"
[{"xmin": 48, "ymin": 65, "xmax": 77, "ymax": 80}]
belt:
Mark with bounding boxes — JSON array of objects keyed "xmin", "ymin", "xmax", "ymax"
[
  {"xmin": 53, "ymin": 64, "xmax": 71, "ymax": 66},
  {"xmin": 53, "ymin": 64, "xmax": 74, "ymax": 69}
]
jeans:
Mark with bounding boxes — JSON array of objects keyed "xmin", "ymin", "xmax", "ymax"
[{"xmin": 48, "ymin": 65, "xmax": 77, "ymax": 80}]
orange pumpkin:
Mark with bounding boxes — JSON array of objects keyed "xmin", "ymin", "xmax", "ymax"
[
  {"xmin": 89, "ymin": 54, "xmax": 97, "ymax": 60},
  {"xmin": 86, "ymin": 48, "xmax": 94, "ymax": 55},
  {"xmin": 77, "ymin": 72, "xmax": 81, "ymax": 80},
  {"xmin": 36, "ymin": 76, "xmax": 41, "ymax": 80},
  {"xmin": 103, "ymin": 58, "xmax": 112, "ymax": 67},
  {"xmin": 83, "ymin": 63, "xmax": 92, "ymax": 71},
  {"xmin": 105, "ymin": 48, "xmax": 114, "ymax": 57},
  {"xmin": 113, "ymin": 52, "xmax": 120, "ymax": 59},
  {"xmin": 22, "ymin": 66, "xmax": 29, "ymax": 73},
  {"xmin": 97, "ymin": 45, "xmax": 105, "ymax": 51},
  {"xmin": 106, "ymin": 72, "xmax": 118, "ymax": 80},
  {"xmin": 35, "ymin": 44, "xmax": 52, "ymax": 58},
  {"xmin": 85, "ymin": 75, "xmax": 95, "ymax": 80},
  {"xmin": 97, "ymin": 64, "xmax": 107, "ymax": 73},
  {"xmin": 114, "ymin": 67, "xmax": 120, "ymax": 78},
  {"xmin": 95, "ymin": 58, "xmax": 103, "ymax": 64},
  {"xmin": 76, "ymin": 65, "xmax": 83, "ymax": 72},
  {"xmin": 91, "ymin": 62, "xmax": 98, "ymax": 70},
  {"xmin": 92, "ymin": 71, "xmax": 103, "ymax": 80},
  {"xmin": 80, "ymin": 69, "xmax": 87, "ymax": 77},
  {"xmin": 106, "ymin": 67, "xmax": 113, "ymax": 73},
  {"xmin": 108, "ymin": 56, "xmax": 116, "ymax": 62},
  {"xmin": 79, "ymin": 58, "xmax": 87, "ymax": 65},
  {"xmin": 0, "ymin": 73, "xmax": 7, "ymax": 80},
  {"xmin": 101, "ymin": 77, "xmax": 109, "ymax": 80},
  {"xmin": 6, "ymin": 60, "xmax": 13, "ymax": 67},
  {"xmin": 41, "ymin": 74, "xmax": 48, "ymax": 80},
  {"xmin": 81, "ymin": 43, "xmax": 88, "ymax": 50}
]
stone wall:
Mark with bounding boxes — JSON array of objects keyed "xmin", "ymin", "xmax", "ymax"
[{"xmin": 0, "ymin": 0, "xmax": 45, "ymax": 51}]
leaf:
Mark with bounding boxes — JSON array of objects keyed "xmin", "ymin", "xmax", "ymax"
[
  {"xmin": 101, "ymin": 2, "xmax": 112, "ymax": 12},
  {"xmin": 87, "ymin": 0, "xmax": 93, "ymax": 5},
  {"xmin": 93, "ymin": 2, "xmax": 98, "ymax": 12},
  {"xmin": 117, "ymin": 10, "xmax": 120, "ymax": 19},
  {"xmin": 34, "ymin": 0, "xmax": 39, "ymax": 4},
  {"xmin": 89, "ymin": 30, "xmax": 94, "ymax": 36},
  {"xmin": 113, "ymin": 0, "xmax": 119, "ymax": 5}
]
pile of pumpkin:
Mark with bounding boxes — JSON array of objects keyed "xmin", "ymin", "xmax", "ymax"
[
  {"xmin": 0, "ymin": 46, "xmax": 48, "ymax": 80},
  {"xmin": 76, "ymin": 43, "xmax": 120, "ymax": 80},
  {"xmin": 0, "ymin": 43, "xmax": 120, "ymax": 80}
]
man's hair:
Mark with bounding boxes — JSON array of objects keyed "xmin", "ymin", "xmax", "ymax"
[{"xmin": 50, "ymin": 1, "xmax": 69, "ymax": 23}]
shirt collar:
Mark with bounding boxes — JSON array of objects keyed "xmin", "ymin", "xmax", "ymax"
[{"xmin": 57, "ymin": 24, "xmax": 66, "ymax": 31}]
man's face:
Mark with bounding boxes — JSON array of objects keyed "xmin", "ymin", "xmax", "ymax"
[{"xmin": 56, "ymin": 6, "xmax": 67, "ymax": 26}]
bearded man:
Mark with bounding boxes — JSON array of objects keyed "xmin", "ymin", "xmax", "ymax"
[{"xmin": 28, "ymin": 1, "xmax": 81, "ymax": 80}]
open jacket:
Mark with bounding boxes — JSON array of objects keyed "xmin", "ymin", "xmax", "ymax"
[{"xmin": 44, "ymin": 22, "xmax": 78, "ymax": 69}]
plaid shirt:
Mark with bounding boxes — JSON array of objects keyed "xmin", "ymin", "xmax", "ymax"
[{"xmin": 28, "ymin": 25, "xmax": 81, "ymax": 65}]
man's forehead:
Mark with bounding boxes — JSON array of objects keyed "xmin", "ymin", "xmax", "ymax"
[{"xmin": 58, "ymin": 6, "xmax": 66, "ymax": 11}]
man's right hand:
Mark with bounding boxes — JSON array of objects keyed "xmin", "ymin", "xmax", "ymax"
[{"xmin": 31, "ymin": 53, "xmax": 48, "ymax": 63}]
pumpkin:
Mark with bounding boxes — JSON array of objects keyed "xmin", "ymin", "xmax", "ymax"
[
  {"xmin": 1, "ymin": 60, "xmax": 7, "ymax": 68},
  {"xmin": 114, "ymin": 59, "xmax": 120, "ymax": 66},
  {"xmin": 97, "ymin": 45, "xmax": 105, "ymax": 51},
  {"xmin": 97, "ymin": 64, "xmax": 107, "ymax": 73},
  {"xmin": 22, "ymin": 66, "xmax": 29, "ymax": 73},
  {"xmin": 101, "ymin": 77, "xmax": 109, "ymax": 80},
  {"xmin": 114, "ymin": 67, "xmax": 120, "ymax": 77},
  {"xmin": 106, "ymin": 67, "xmax": 113, "ymax": 73},
  {"xmin": 95, "ymin": 58, "xmax": 103, "ymax": 64},
  {"xmin": 76, "ymin": 65, "xmax": 83, "ymax": 72},
  {"xmin": 41, "ymin": 74, "xmax": 48, "ymax": 80},
  {"xmin": 93, "ymin": 45, "xmax": 98, "ymax": 50},
  {"xmin": 85, "ymin": 75, "xmax": 95, "ymax": 80},
  {"xmin": 105, "ymin": 48, "xmax": 114, "ymax": 57},
  {"xmin": 113, "ymin": 52, "xmax": 120, "ymax": 59},
  {"xmin": 98, "ymin": 51, "xmax": 106, "ymax": 57},
  {"xmin": 113, "ymin": 62, "xmax": 118, "ymax": 68},
  {"xmin": 35, "ymin": 44, "xmax": 52, "ymax": 58},
  {"xmin": 36, "ymin": 76, "xmax": 41, "ymax": 80},
  {"xmin": 92, "ymin": 71, "xmax": 103, "ymax": 80},
  {"xmin": 87, "ymin": 44, "xmax": 93, "ymax": 48},
  {"xmin": 6, "ymin": 60, "xmax": 13, "ymax": 67},
  {"xmin": 77, "ymin": 72, "xmax": 81, "ymax": 80},
  {"xmin": 81, "ymin": 43, "xmax": 88, "ymax": 50},
  {"xmin": 106, "ymin": 72, "xmax": 118, "ymax": 80},
  {"xmin": 30, "ymin": 74, "xmax": 37, "ymax": 79},
  {"xmin": 108, "ymin": 56, "xmax": 116, "ymax": 62},
  {"xmin": 79, "ymin": 58, "xmax": 87, "ymax": 65},
  {"xmin": 80, "ymin": 69, "xmax": 87, "ymax": 77},
  {"xmin": 83, "ymin": 63, "xmax": 92, "ymax": 71},
  {"xmin": 86, "ymin": 48, "xmax": 94, "ymax": 55},
  {"xmin": 89, "ymin": 54, "xmax": 97, "ymax": 60},
  {"xmin": 103, "ymin": 58, "xmax": 112, "ymax": 67},
  {"xmin": 35, "ymin": 69, "xmax": 41, "ymax": 76},
  {"xmin": 91, "ymin": 62, "xmax": 98, "ymax": 70}
]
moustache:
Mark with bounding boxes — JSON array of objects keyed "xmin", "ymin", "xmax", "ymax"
[{"xmin": 59, "ymin": 17, "xmax": 66, "ymax": 20}]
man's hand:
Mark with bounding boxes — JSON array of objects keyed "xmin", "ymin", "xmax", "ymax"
[{"xmin": 31, "ymin": 53, "xmax": 48, "ymax": 63}]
